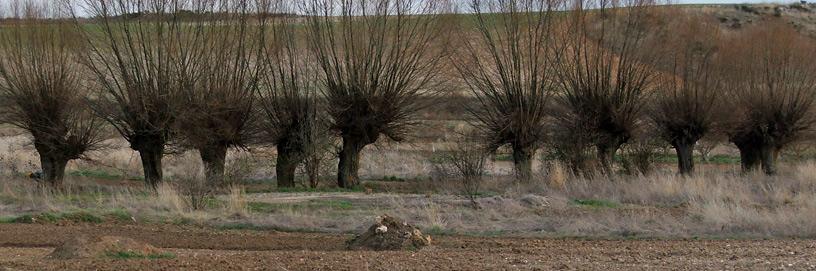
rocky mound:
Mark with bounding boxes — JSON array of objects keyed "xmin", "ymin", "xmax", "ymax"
[
  {"xmin": 347, "ymin": 215, "xmax": 432, "ymax": 251},
  {"xmin": 49, "ymin": 235, "xmax": 164, "ymax": 259}
]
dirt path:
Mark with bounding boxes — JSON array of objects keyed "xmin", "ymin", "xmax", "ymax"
[{"xmin": 0, "ymin": 224, "xmax": 814, "ymax": 270}]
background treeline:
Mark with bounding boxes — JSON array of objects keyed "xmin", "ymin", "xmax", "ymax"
[{"xmin": 0, "ymin": 0, "xmax": 815, "ymax": 191}]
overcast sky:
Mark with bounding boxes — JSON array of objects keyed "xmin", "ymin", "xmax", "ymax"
[{"xmin": 0, "ymin": 0, "xmax": 801, "ymax": 18}]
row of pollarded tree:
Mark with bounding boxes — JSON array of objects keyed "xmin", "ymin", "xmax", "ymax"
[
  {"xmin": 458, "ymin": 0, "xmax": 816, "ymax": 178},
  {"xmin": 0, "ymin": 0, "xmax": 451, "ymax": 189},
  {"xmin": 0, "ymin": 0, "xmax": 814, "ymax": 190}
]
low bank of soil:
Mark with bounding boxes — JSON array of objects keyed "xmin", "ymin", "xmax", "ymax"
[{"xmin": 0, "ymin": 223, "xmax": 814, "ymax": 270}]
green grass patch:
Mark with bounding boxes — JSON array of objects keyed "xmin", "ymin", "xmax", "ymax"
[
  {"xmin": 169, "ymin": 216, "xmax": 194, "ymax": 226},
  {"xmin": 106, "ymin": 251, "xmax": 176, "ymax": 260},
  {"xmin": 316, "ymin": 199, "xmax": 354, "ymax": 209},
  {"xmin": 571, "ymin": 199, "xmax": 620, "ymax": 208},
  {"xmin": 105, "ymin": 208, "xmax": 133, "ymax": 221},
  {"xmin": 494, "ymin": 153, "xmax": 513, "ymax": 161},
  {"xmin": 247, "ymin": 201, "xmax": 276, "ymax": 213},
  {"xmin": 705, "ymin": 155, "xmax": 742, "ymax": 164},
  {"xmin": 424, "ymin": 226, "xmax": 455, "ymax": 236},
  {"xmin": 246, "ymin": 199, "xmax": 355, "ymax": 213},
  {"xmin": 0, "ymin": 211, "xmax": 105, "ymax": 224},
  {"xmin": 59, "ymin": 211, "xmax": 105, "ymax": 223},
  {"xmin": 215, "ymin": 222, "xmax": 323, "ymax": 233},
  {"xmin": 275, "ymin": 186, "xmax": 365, "ymax": 193},
  {"xmin": 0, "ymin": 216, "xmax": 18, "ymax": 224}
]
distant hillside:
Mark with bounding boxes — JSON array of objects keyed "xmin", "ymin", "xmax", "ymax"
[{"xmin": 686, "ymin": 2, "xmax": 816, "ymax": 37}]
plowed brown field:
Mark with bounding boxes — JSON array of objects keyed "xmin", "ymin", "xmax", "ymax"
[{"xmin": 0, "ymin": 224, "xmax": 814, "ymax": 270}]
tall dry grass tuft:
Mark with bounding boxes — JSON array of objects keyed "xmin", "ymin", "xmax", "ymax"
[
  {"xmin": 421, "ymin": 199, "xmax": 447, "ymax": 229},
  {"xmin": 547, "ymin": 161, "xmax": 567, "ymax": 190},
  {"xmin": 156, "ymin": 183, "xmax": 185, "ymax": 214},
  {"xmin": 225, "ymin": 184, "xmax": 248, "ymax": 217}
]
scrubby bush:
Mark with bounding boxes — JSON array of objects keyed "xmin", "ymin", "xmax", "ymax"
[{"xmin": 432, "ymin": 135, "xmax": 489, "ymax": 208}]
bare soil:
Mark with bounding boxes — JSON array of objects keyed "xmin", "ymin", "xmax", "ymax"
[{"xmin": 0, "ymin": 223, "xmax": 814, "ymax": 270}]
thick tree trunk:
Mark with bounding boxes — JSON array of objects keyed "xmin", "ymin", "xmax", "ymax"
[
  {"xmin": 672, "ymin": 139, "xmax": 696, "ymax": 176},
  {"xmin": 736, "ymin": 143, "xmax": 761, "ymax": 172},
  {"xmin": 39, "ymin": 154, "xmax": 68, "ymax": 187},
  {"xmin": 512, "ymin": 144, "xmax": 535, "ymax": 181},
  {"xmin": 131, "ymin": 135, "xmax": 166, "ymax": 190},
  {"xmin": 276, "ymin": 146, "xmax": 299, "ymax": 188},
  {"xmin": 307, "ymin": 169, "xmax": 319, "ymax": 189},
  {"xmin": 338, "ymin": 136, "xmax": 366, "ymax": 188},
  {"xmin": 760, "ymin": 145, "xmax": 778, "ymax": 175},
  {"xmin": 596, "ymin": 143, "xmax": 621, "ymax": 175},
  {"xmin": 305, "ymin": 156, "xmax": 320, "ymax": 189},
  {"xmin": 138, "ymin": 146, "xmax": 164, "ymax": 190},
  {"xmin": 199, "ymin": 144, "xmax": 228, "ymax": 186}
]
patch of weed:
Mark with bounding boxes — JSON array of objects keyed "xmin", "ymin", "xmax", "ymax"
[
  {"xmin": 275, "ymin": 186, "xmax": 365, "ymax": 193},
  {"xmin": 36, "ymin": 212, "xmax": 63, "ymax": 223},
  {"xmin": 61, "ymin": 211, "xmax": 104, "ymax": 223},
  {"xmin": 106, "ymin": 208, "xmax": 133, "ymax": 221},
  {"xmin": 247, "ymin": 201, "xmax": 276, "ymax": 213},
  {"xmin": 0, "ymin": 216, "xmax": 18, "ymax": 223},
  {"xmin": 493, "ymin": 153, "xmax": 513, "ymax": 161},
  {"xmin": 106, "ymin": 251, "xmax": 176, "ymax": 259},
  {"xmin": 424, "ymin": 226, "xmax": 455, "ymax": 236},
  {"xmin": 247, "ymin": 199, "xmax": 354, "ymax": 213},
  {"xmin": 313, "ymin": 199, "xmax": 353, "ymax": 209}
]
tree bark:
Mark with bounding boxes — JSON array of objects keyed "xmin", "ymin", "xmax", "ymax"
[
  {"xmin": 596, "ymin": 143, "xmax": 621, "ymax": 175},
  {"xmin": 760, "ymin": 144, "xmax": 778, "ymax": 175},
  {"xmin": 276, "ymin": 146, "xmax": 299, "ymax": 188},
  {"xmin": 131, "ymin": 135, "xmax": 166, "ymax": 189},
  {"xmin": 736, "ymin": 143, "xmax": 761, "ymax": 173},
  {"xmin": 39, "ymin": 154, "xmax": 68, "ymax": 187},
  {"xmin": 138, "ymin": 146, "xmax": 164, "ymax": 190},
  {"xmin": 338, "ymin": 136, "xmax": 366, "ymax": 188},
  {"xmin": 305, "ymin": 156, "xmax": 320, "ymax": 189},
  {"xmin": 199, "ymin": 144, "xmax": 228, "ymax": 186},
  {"xmin": 672, "ymin": 139, "xmax": 696, "ymax": 176},
  {"xmin": 512, "ymin": 144, "xmax": 535, "ymax": 181}
]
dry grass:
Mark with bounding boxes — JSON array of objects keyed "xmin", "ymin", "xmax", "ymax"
[
  {"xmin": 546, "ymin": 161, "xmax": 567, "ymax": 190},
  {"xmin": 1, "ymin": 144, "xmax": 816, "ymax": 238},
  {"xmin": 225, "ymin": 184, "xmax": 248, "ymax": 217}
]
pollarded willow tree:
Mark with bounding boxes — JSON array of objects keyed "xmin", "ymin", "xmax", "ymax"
[
  {"xmin": 721, "ymin": 23, "xmax": 816, "ymax": 175},
  {"xmin": 303, "ymin": 0, "xmax": 452, "ymax": 188},
  {"xmin": 650, "ymin": 15, "xmax": 723, "ymax": 175},
  {"xmin": 173, "ymin": 0, "xmax": 261, "ymax": 185},
  {"xmin": 77, "ymin": 0, "xmax": 196, "ymax": 188},
  {"xmin": 0, "ymin": 2, "xmax": 106, "ymax": 186},
  {"xmin": 454, "ymin": 0, "xmax": 564, "ymax": 181},
  {"xmin": 553, "ymin": 0, "xmax": 660, "ymax": 175},
  {"xmin": 256, "ymin": 0, "xmax": 326, "ymax": 188}
]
